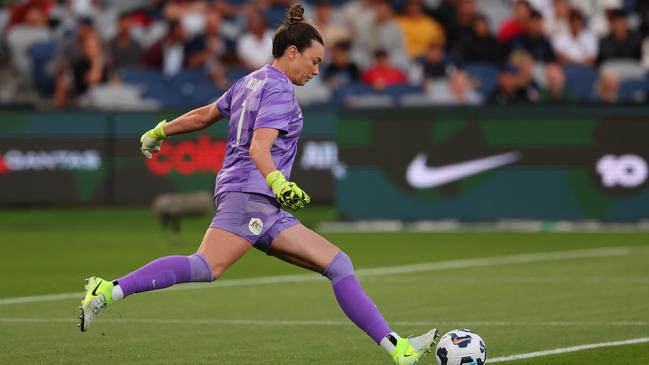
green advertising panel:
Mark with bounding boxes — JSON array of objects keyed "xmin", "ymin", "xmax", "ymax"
[
  {"xmin": 337, "ymin": 106, "xmax": 649, "ymax": 221},
  {"xmin": 0, "ymin": 110, "xmax": 337, "ymax": 205}
]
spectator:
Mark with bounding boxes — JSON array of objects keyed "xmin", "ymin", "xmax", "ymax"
[
  {"xmin": 427, "ymin": 69, "xmax": 482, "ymax": 105},
  {"xmin": 453, "ymin": 14, "xmax": 504, "ymax": 65},
  {"xmin": 361, "ymin": 49, "xmax": 408, "ymax": 90},
  {"xmin": 544, "ymin": 0, "xmax": 570, "ymax": 37},
  {"xmin": 6, "ymin": 4, "xmax": 51, "ymax": 81},
  {"xmin": 236, "ymin": 12, "xmax": 273, "ymax": 70},
  {"xmin": 395, "ymin": 0, "xmax": 446, "ymax": 58},
  {"xmin": 572, "ymin": 0, "xmax": 622, "ymax": 37},
  {"xmin": 412, "ymin": 42, "xmax": 447, "ymax": 85},
  {"xmin": 639, "ymin": 1, "xmax": 649, "ymax": 39},
  {"xmin": 498, "ymin": 0, "xmax": 532, "ymax": 44},
  {"xmin": 141, "ymin": 20, "xmax": 187, "ymax": 77},
  {"xmin": 4, "ymin": 0, "xmax": 54, "ymax": 32},
  {"xmin": 527, "ymin": 0, "xmax": 553, "ymax": 16},
  {"xmin": 552, "ymin": 8, "xmax": 598, "ymax": 66},
  {"xmin": 352, "ymin": 0, "xmax": 410, "ymax": 70},
  {"xmin": 107, "ymin": 12, "xmax": 143, "ymax": 73},
  {"xmin": 313, "ymin": 1, "xmax": 352, "ymax": 49},
  {"xmin": 510, "ymin": 50, "xmax": 540, "ymax": 102},
  {"xmin": 53, "ymin": 20, "xmax": 107, "ymax": 107},
  {"xmin": 163, "ymin": 0, "xmax": 208, "ymax": 38},
  {"xmin": 323, "ymin": 41, "xmax": 361, "ymax": 89},
  {"xmin": 442, "ymin": 0, "xmax": 476, "ymax": 49},
  {"xmin": 594, "ymin": 69, "xmax": 620, "ymax": 103},
  {"xmin": 185, "ymin": 9, "xmax": 226, "ymax": 69},
  {"xmin": 597, "ymin": 9, "xmax": 642, "ymax": 63},
  {"xmin": 508, "ymin": 10, "xmax": 556, "ymax": 62},
  {"xmin": 539, "ymin": 62, "xmax": 574, "ymax": 102},
  {"xmin": 487, "ymin": 63, "xmax": 533, "ymax": 104},
  {"xmin": 341, "ymin": 0, "xmax": 377, "ymax": 38}
]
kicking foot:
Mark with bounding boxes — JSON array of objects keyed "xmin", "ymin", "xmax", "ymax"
[
  {"xmin": 392, "ymin": 328, "xmax": 439, "ymax": 365},
  {"xmin": 79, "ymin": 277, "xmax": 114, "ymax": 332}
]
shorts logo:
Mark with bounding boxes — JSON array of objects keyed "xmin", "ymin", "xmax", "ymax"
[{"xmin": 248, "ymin": 218, "xmax": 263, "ymax": 235}]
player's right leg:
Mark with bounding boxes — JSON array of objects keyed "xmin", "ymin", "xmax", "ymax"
[
  {"xmin": 268, "ymin": 224, "xmax": 439, "ymax": 364},
  {"xmin": 79, "ymin": 228, "xmax": 251, "ymax": 332}
]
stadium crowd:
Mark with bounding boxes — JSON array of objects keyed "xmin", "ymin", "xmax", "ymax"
[{"xmin": 1, "ymin": 0, "xmax": 649, "ymax": 109}]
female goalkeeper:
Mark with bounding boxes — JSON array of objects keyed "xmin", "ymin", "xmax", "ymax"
[{"xmin": 79, "ymin": 4, "xmax": 437, "ymax": 364}]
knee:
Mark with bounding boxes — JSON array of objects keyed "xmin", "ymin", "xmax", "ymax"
[
  {"xmin": 189, "ymin": 253, "xmax": 219, "ymax": 282},
  {"xmin": 323, "ymin": 251, "xmax": 355, "ymax": 283},
  {"xmin": 209, "ymin": 263, "xmax": 227, "ymax": 280},
  {"xmin": 199, "ymin": 256, "xmax": 228, "ymax": 281}
]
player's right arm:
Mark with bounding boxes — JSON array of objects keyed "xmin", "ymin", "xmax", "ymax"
[
  {"xmin": 250, "ymin": 128, "xmax": 310, "ymax": 211},
  {"xmin": 140, "ymin": 102, "xmax": 224, "ymax": 159}
]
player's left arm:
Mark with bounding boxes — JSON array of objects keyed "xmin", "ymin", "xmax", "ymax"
[{"xmin": 140, "ymin": 102, "xmax": 224, "ymax": 159}]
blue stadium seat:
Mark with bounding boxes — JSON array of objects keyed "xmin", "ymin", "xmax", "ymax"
[
  {"xmin": 264, "ymin": 6, "xmax": 289, "ymax": 29},
  {"xmin": 332, "ymin": 82, "xmax": 403, "ymax": 107},
  {"xmin": 383, "ymin": 84, "xmax": 424, "ymax": 97},
  {"xmin": 618, "ymin": 79, "xmax": 649, "ymax": 103},
  {"xmin": 226, "ymin": 67, "xmax": 248, "ymax": 83},
  {"xmin": 118, "ymin": 68, "xmax": 166, "ymax": 94},
  {"xmin": 463, "ymin": 63, "xmax": 499, "ymax": 95},
  {"xmin": 28, "ymin": 40, "xmax": 57, "ymax": 96},
  {"xmin": 171, "ymin": 69, "xmax": 208, "ymax": 103},
  {"xmin": 191, "ymin": 83, "xmax": 224, "ymax": 106},
  {"xmin": 563, "ymin": 64, "xmax": 598, "ymax": 101}
]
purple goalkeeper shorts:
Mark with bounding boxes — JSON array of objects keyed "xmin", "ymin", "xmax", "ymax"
[{"xmin": 209, "ymin": 192, "xmax": 300, "ymax": 253}]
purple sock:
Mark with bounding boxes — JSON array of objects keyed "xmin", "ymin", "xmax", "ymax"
[
  {"xmin": 116, "ymin": 253, "xmax": 213, "ymax": 298},
  {"xmin": 323, "ymin": 252, "xmax": 392, "ymax": 344}
]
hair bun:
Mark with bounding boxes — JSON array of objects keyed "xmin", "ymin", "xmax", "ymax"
[{"xmin": 287, "ymin": 4, "xmax": 304, "ymax": 25}]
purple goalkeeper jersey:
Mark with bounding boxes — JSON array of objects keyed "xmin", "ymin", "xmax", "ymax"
[{"xmin": 214, "ymin": 64, "xmax": 303, "ymax": 198}]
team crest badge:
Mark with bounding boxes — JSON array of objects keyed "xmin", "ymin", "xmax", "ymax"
[{"xmin": 248, "ymin": 218, "xmax": 263, "ymax": 235}]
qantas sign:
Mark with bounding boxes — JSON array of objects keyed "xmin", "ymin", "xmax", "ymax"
[{"xmin": 0, "ymin": 150, "xmax": 101, "ymax": 173}]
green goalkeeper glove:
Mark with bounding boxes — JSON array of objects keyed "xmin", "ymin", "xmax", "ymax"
[
  {"xmin": 140, "ymin": 120, "xmax": 167, "ymax": 159},
  {"xmin": 265, "ymin": 170, "xmax": 311, "ymax": 211}
]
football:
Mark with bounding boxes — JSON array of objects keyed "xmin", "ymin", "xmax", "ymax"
[{"xmin": 435, "ymin": 329, "xmax": 487, "ymax": 365}]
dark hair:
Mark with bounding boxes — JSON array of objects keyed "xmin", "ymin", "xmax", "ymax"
[
  {"xmin": 609, "ymin": 8, "xmax": 627, "ymax": 20},
  {"xmin": 373, "ymin": 49, "xmax": 388, "ymax": 59},
  {"xmin": 530, "ymin": 9, "xmax": 542, "ymax": 19},
  {"xmin": 569, "ymin": 8, "xmax": 584, "ymax": 22},
  {"xmin": 272, "ymin": 4, "xmax": 324, "ymax": 59}
]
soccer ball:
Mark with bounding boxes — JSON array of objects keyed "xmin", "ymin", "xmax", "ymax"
[{"xmin": 435, "ymin": 329, "xmax": 487, "ymax": 365}]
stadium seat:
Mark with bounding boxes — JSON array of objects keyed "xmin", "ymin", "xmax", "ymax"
[
  {"xmin": 600, "ymin": 60, "xmax": 646, "ymax": 81},
  {"xmin": 190, "ymin": 82, "xmax": 224, "ymax": 106},
  {"xmin": 226, "ymin": 67, "xmax": 248, "ymax": 83},
  {"xmin": 333, "ymin": 82, "xmax": 399, "ymax": 108},
  {"xmin": 463, "ymin": 63, "xmax": 499, "ymax": 95},
  {"xmin": 563, "ymin": 64, "xmax": 598, "ymax": 101},
  {"xmin": 264, "ymin": 6, "xmax": 289, "ymax": 29},
  {"xmin": 27, "ymin": 40, "xmax": 57, "ymax": 96},
  {"xmin": 171, "ymin": 69, "xmax": 208, "ymax": 104},
  {"xmin": 618, "ymin": 79, "xmax": 649, "ymax": 103},
  {"xmin": 118, "ymin": 68, "xmax": 166, "ymax": 94}
]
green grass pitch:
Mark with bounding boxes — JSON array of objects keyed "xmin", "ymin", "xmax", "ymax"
[{"xmin": 1, "ymin": 207, "xmax": 648, "ymax": 364}]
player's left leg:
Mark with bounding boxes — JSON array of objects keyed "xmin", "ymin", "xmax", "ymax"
[
  {"xmin": 80, "ymin": 228, "xmax": 251, "ymax": 332},
  {"xmin": 268, "ymin": 224, "xmax": 438, "ymax": 364}
]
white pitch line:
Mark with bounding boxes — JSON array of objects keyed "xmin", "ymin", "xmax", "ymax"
[
  {"xmin": 490, "ymin": 337, "xmax": 649, "ymax": 363},
  {"xmin": 1, "ymin": 318, "xmax": 649, "ymax": 328},
  {"xmin": 2, "ymin": 318, "xmax": 646, "ymax": 363},
  {"xmin": 0, "ymin": 246, "xmax": 633, "ymax": 305}
]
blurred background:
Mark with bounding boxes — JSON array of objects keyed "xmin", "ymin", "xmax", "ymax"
[{"xmin": 1, "ymin": 0, "xmax": 648, "ymax": 225}]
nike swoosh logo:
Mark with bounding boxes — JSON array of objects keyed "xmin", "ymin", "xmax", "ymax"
[
  {"xmin": 91, "ymin": 282, "xmax": 102, "ymax": 296},
  {"xmin": 406, "ymin": 152, "xmax": 521, "ymax": 189}
]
